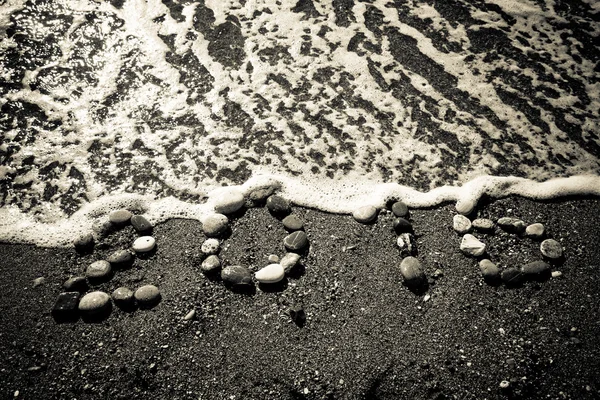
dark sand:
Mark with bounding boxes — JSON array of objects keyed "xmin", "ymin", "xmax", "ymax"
[{"xmin": 1, "ymin": 196, "xmax": 599, "ymax": 399}]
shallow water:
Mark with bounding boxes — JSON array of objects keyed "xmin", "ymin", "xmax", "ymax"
[{"xmin": 0, "ymin": 0, "xmax": 599, "ymax": 246}]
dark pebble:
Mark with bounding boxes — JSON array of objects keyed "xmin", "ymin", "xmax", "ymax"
[
  {"xmin": 248, "ymin": 186, "xmax": 275, "ymax": 205},
  {"xmin": 112, "ymin": 287, "xmax": 135, "ymax": 308},
  {"xmin": 400, "ymin": 257, "xmax": 425, "ymax": 287},
  {"xmin": 391, "ymin": 201, "xmax": 409, "ymax": 217},
  {"xmin": 52, "ymin": 292, "xmax": 81, "ymax": 323},
  {"xmin": 134, "ymin": 285, "xmax": 161, "ymax": 308},
  {"xmin": 131, "ymin": 215, "xmax": 153, "ymax": 233},
  {"xmin": 221, "ymin": 265, "xmax": 253, "ymax": 288},
  {"xmin": 479, "ymin": 259, "xmax": 500, "ymax": 283},
  {"xmin": 107, "ymin": 249, "xmax": 135, "ymax": 268},
  {"xmin": 86, "ymin": 260, "xmax": 112, "ymax": 281},
  {"xmin": 73, "ymin": 233, "xmax": 94, "ymax": 252},
  {"xmin": 62, "ymin": 276, "xmax": 88, "ymax": 292},
  {"xmin": 393, "ymin": 218, "xmax": 413, "ymax": 234},
  {"xmin": 283, "ymin": 231, "xmax": 309, "ymax": 252},
  {"xmin": 522, "ymin": 260, "xmax": 551, "ymax": 280},
  {"xmin": 501, "ymin": 267, "xmax": 524, "ymax": 286},
  {"xmin": 282, "ymin": 214, "xmax": 304, "ymax": 231},
  {"xmin": 266, "ymin": 195, "xmax": 291, "ymax": 215},
  {"xmin": 109, "ymin": 209, "xmax": 132, "ymax": 227},
  {"xmin": 497, "ymin": 217, "xmax": 526, "ymax": 234}
]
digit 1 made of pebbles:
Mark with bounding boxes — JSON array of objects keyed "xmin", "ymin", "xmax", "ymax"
[{"xmin": 284, "ymin": 231, "xmax": 309, "ymax": 252}]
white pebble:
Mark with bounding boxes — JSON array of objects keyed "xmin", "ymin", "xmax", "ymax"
[
  {"xmin": 212, "ymin": 187, "xmax": 245, "ymax": 214},
  {"xmin": 201, "ymin": 238, "xmax": 220, "ymax": 255},
  {"xmin": 551, "ymin": 271, "xmax": 562, "ymax": 278},
  {"xmin": 453, "ymin": 214, "xmax": 472, "ymax": 234},
  {"xmin": 132, "ymin": 236, "xmax": 156, "ymax": 253},
  {"xmin": 352, "ymin": 206, "xmax": 377, "ymax": 223},
  {"xmin": 460, "ymin": 234, "xmax": 486, "ymax": 257},
  {"xmin": 255, "ymin": 263, "xmax": 285, "ymax": 284}
]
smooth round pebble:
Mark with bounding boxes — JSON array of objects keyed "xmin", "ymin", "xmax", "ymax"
[
  {"xmin": 266, "ymin": 195, "xmax": 291, "ymax": 215},
  {"xmin": 391, "ymin": 201, "xmax": 408, "ymax": 217},
  {"xmin": 86, "ymin": 260, "xmax": 112, "ymax": 280},
  {"xmin": 393, "ymin": 218, "xmax": 413, "ymax": 234},
  {"xmin": 352, "ymin": 206, "xmax": 377, "ymax": 224},
  {"xmin": 132, "ymin": 236, "xmax": 156, "ymax": 253},
  {"xmin": 522, "ymin": 260, "xmax": 551, "ymax": 277},
  {"xmin": 479, "ymin": 259, "xmax": 500, "ymax": 282},
  {"xmin": 284, "ymin": 231, "xmax": 309, "ymax": 252},
  {"xmin": 201, "ymin": 255, "xmax": 221, "ymax": 273},
  {"xmin": 400, "ymin": 257, "xmax": 425, "ymax": 287},
  {"xmin": 107, "ymin": 249, "xmax": 135, "ymax": 267},
  {"xmin": 282, "ymin": 214, "xmax": 304, "ymax": 231},
  {"xmin": 109, "ymin": 209, "xmax": 132, "ymax": 226},
  {"xmin": 111, "ymin": 287, "xmax": 134, "ymax": 307},
  {"xmin": 63, "ymin": 276, "xmax": 88, "ymax": 292},
  {"xmin": 525, "ymin": 223, "xmax": 545, "ymax": 239},
  {"xmin": 202, "ymin": 214, "xmax": 229, "ymax": 237},
  {"xmin": 453, "ymin": 214, "xmax": 472, "ymax": 234},
  {"xmin": 280, "ymin": 253, "xmax": 301, "ymax": 274},
  {"xmin": 497, "ymin": 217, "xmax": 526, "ymax": 233},
  {"xmin": 540, "ymin": 239, "xmax": 563, "ymax": 259},
  {"xmin": 221, "ymin": 266, "xmax": 253, "ymax": 287},
  {"xmin": 255, "ymin": 264, "xmax": 285, "ymax": 284},
  {"xmin": 201, "ymin": 238, "xmax": 220, "ymax": 255},
  {"xmin": 460, "ymin": 234, "xmax": 486, "ymax": 257},
  {"xmin": 248, "ymin": 187, "xmax": 275, "ymax": 205},
  {"xmin": 131, "ymin": 215, "xmax": 153, "ymax": 233},
  {"xmin": 213, "ymin": 187, "xmax": 245, "ymax": 214},
  {"xmin": 79, "ymin": 291, "xmax": 111, "ymax": 315},
  {"xmin": 472, "ymin": 218, "xmax": 494, "ymax": 232},
  {"xmin": 268, "ymin": 254, "xmax": 280, "ymax": 263},
  {"xmin": 134, "ymin": 285, "xmax": 161, "ymax": 307},
  {"xmin": 74, "ymin": 233, "xmax": 94, "ymax": 251}
]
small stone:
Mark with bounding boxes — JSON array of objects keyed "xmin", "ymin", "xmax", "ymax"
[
  {"xmin": 289, "ymin": 305, "xmax": 306, "ymax": 326},
  {"xmin": 107, "ymin": 249, "xmax": 135, "ymax": 268},
  {"xmin": 455, "ymin": 199, "xmax": 476, "ymax": 215},
  {"xmin": 393, "ymin": 218, "xmax": 413, "ymax": 234},
  {"xmin": 33, "ymin": 277, "xmax": 45, "ymax": 287},
  {"xmin": 255, "ymin": 263, "xmax": 285, "ymax": 283},
  {"xmin": 522, "ymin": 260, "xmax": 551, "ymax": 279},
  {"xmin": 132, "ymin": 236, "xmax": 156, "ymax": 253},
  {"xmin": 497, "ymin": 217, "xmax": 526, "ymax": 234},
  {"xmin": 540, "ymin": 239, "xmax": 563, "ymax": 259},
  {"xmin": 52, "ymin": 292, "xmax": 81, "ymax": 322},
  {"xmin": 74, "ymin": 233, "xmax": 94, "ymax": 252},
  {"xmin": 352, "ymin": 206, "xmax": 377, "ymax": 223},
  {"xmin": 63, "ymin": 276, "xmax": 88, "ymax": 292},
  {"xmin": 524, "ymin": 223, "xmax": 545, "ymax": 239},
  {"xmin": 391, "ymin": 201, "xmax": 409, "ymax": 217},
  {"xmin": 202, "ymin": 213, "xmax": 229, "ymax": 237},
  {"xmin": 134, "ymin": 285, "xmax": 161, "ymax": 308},
  {"xmin": 213, "ymin": 187, "xmax": 245, "ymax": 214},
  {"xmin": 184, "ymin": 309, "xmax": 196, "ymax": 321},
  {"xmin": 551, "ymin": 271, "xmax": 562, "ymax": 278},
  {"xmin": 460, "ymin": 234, "xmax": 486, "ymax": 257},
  {"xmin": 248, "ymin": 186, "xmax": 275, "ymax": 203},
  {"xmin": 399, "ymin": 257, "xmax": 425, "ymax": 287},
  {"xmin": 201, "ymin": 238, "xmax": 220, "ymax": 255},
  {"xmin": 86, "ymin": 260, "xmax": 112, "ymax": 281},
  {"xmin": 501, "ymin": 267, "xmax": 524, "ymax": 286},
  {"xmin": 111, "ymin": 287, "xmax": 134, "ymax": 307},
  {"xmin": 281, "ymin": 253, "xmax": 301, "ymax": 274},
  {"xmin": 282, "ymin": 214, "xmax": 304, "ymax": 231},
  {"xmin": 499, "ymin": 380, "xmax": 510, "ymax": 389},
  {"xmin": 131, "ymin": 215, "xmax": 153, "ymax": 233},
  {"xmin": 472, "ymin": 218, "xmax": 494, "ymax": 232},
  {"xmin": 268, "ymin": 254, "xmax": 280, "ymax": 263},
  {"xmin": 201, "ymin": 255, "xmax": 221, "ymax": 273},
  {"xmin": 479, "ymin": 259, "xmax": 500, "ymax": 282},
  {"xmin": 453, "ymin": 215, "xmax": 472, "ymax": 234},
  {"xmin": 221, "ymin": 265, "xmax": 253, "ymax": 288},
  {"xmin": 396, "ymin": 233, "xmax": 417, "ymax": 257},
  {"xmin": 284, "ymin": 231, "xmax": 309, "ymax": 252},
  {"xmin": 108, "ymin": 209, "xmax": 132, "ymax": 227},
  {"xmin": 78, "ymin": 291, "xmax": 111, "ymax": 315},
  {"xmin": 266, "ymin": 195, "xmax": 291, "ymax": 215}
]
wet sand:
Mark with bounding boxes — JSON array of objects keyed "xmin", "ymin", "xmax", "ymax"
[{"xmin": 1, "ymin": 196, "xmax": 599, "ymax": 399}]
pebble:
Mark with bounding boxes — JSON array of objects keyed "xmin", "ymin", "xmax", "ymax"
[
  {"xmin": 108, "ymin": 209, "xmax": 132, "ymax": 226},
  {"xmin": 284, "ymin": 231, "xmax": 309, "ymax": 252},
  {"xmin": 132, "ymin": 236, "xmax": 156, "ymax": 253},
  {"xmin": 540, "ymin": 239, "xmax": 563, "ymax": 259},
  {"xmin": 522, "ymin": 260, "xmax": 551, "ymax": 277},
  {"xmin": 255, "ymin": 263, "xmax": 285, "ymax": 284},
  {"xmin": 499, "ymin": 381, "xmax": 510, "ymax": 389},
  {"xmin": 247, "ymin": 186, "xmax": 275, "ymax": 206},
  {"xmin": 266, "ymin": 195, "xmax": 291, "ymax": 215},
  {"xmin": 33, "ymin": 277, "xmax": 45, "ymax": 287},
  {"xmin": 352, "ymin": 206, "xmax": 377, "ymax": 224},
  {"xmin": 201, "ymin": 238, "xmax": 220, "ymax": 255},
  {"xmin": 524, "ymin": 223, "xmax": 545, "ymax": 239},
  {"xmin": 134, "ymin": 285, "xmax": 161, "ymax": 307},
  {"xmin": 86, "ymin": 260, "xmax": 112, "ymax": 280},
  {"xmin": 202, "ymin": 213, "xmax": 229, "ymax": 237},
  {"xmin": 111, "ymin": 287, "xmax": 134, "ymax": 307},
  {"xmin": 282, "ymin": 214, "xmax": 304, "ymax": 231},
  {"xmin": 78, "ymin": 291, "xmax": 111, "ymax": 315},
  {"xmin": 399, "ymin": 257, "xmax": 425, "ymax": 287},
  {"xmin": 52, "ymin": 292, "xmax": 81, "ymax": 322},
  {"xmin": 391, "ymin": 201, "xmax": 409, "ymax": 217},
  {"xmin": 201, "ymin": 255, "xmax": 221, "ymax": 273},
  {"xmin": 396, "ymin": 233, "xmax": 417, "ymax": 257},
  {"xmin": 184, "ymin": 310, "xmax": 196, "ymax": 321},
  {"xmin": 479, "ymin": 259, "xmax": 500, "ymax": 282},
  {"xmin": 73, "ymin": 233, "xmax": 94, "ymax": 252},
  {"xmin": 455, "ymin": 199, "xmax": 476, "ymax": 215},
  {"xmin": 497, "ymin": 217, "xmax": 526, "ymax": 233},
  {"xmin": 280, "ymin": 252, "xmax": 301, "ymax": 274},
  {"xmin": 501, "ymin": 267, "xmax": 524, "ymax": 286},
  {"xmin": 460, "ymin": 234, "xmax": 486, "ymax": 257},
  {"xmin": 453, "ymin": 215, "xmax": 472, "ymax": 234},
  {"xmin": 472, "ymin": 218, "xmax": 494, "ymax": 232},
  {"xmin": 268, "ymin": 254, "xmax": 280, "ymax": 263},
  {"xmin": 131, "ymin": 215, "xmax": 153, "ymax": 233},
  {"xmin": 107, "ymin": 249, "xmax": 135, "ymax": 268},
  {"xmin": 551, "ymin": 271, "xmax": 562, "ymax": 278},
  {"xmin": 63, "ymin": 276, "xmax": 88, "ymax": 292},
  {"xmin": 213, "ymin": 187, "xmax": 245, "ymax": 214},
  {"xmin": 393, "ymin": 217, "xmax": 413, "ymax": 234},
  {"xmin": 221, "ymin": 265, "xmax": 253, "ymax": 287}
]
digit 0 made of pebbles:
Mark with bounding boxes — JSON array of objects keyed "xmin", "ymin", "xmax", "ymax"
[{"xmin": 283, "ymin": 231, "xmax": 308, "ymax": 252}]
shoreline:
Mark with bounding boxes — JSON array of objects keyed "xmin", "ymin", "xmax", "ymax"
[{"xmin": 1, "ymin": 196, "xmax": 600, "ymax": 399}]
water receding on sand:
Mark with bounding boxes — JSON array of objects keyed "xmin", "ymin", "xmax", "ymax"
[{"xmin": 0, "ymin": 0, "xmax": 599, "ymax": 246}]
